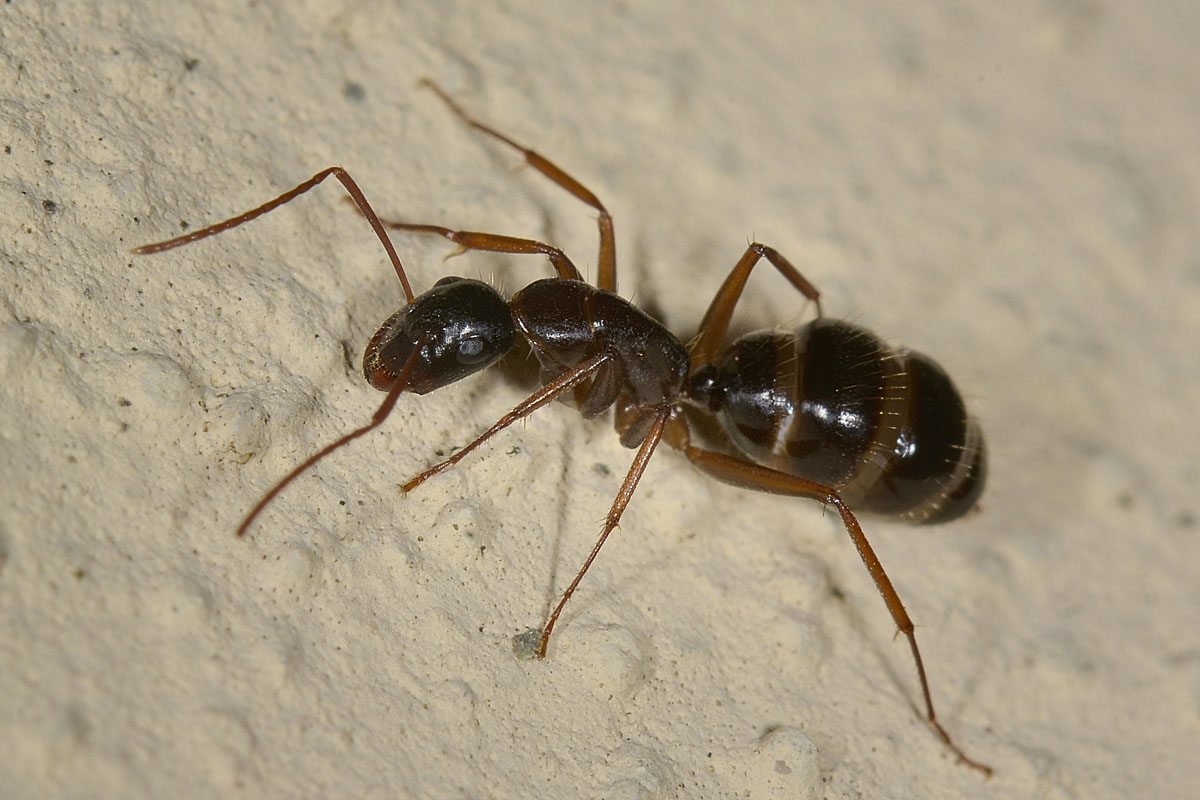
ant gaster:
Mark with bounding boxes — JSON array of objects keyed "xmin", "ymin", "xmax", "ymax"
[{"xmin": 133, "ymin": 79, "xmax": 990, "ymax": 775}]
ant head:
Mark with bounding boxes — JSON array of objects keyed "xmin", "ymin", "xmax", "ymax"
[{"xmin": 363, "ymin": 277, "xmax": 515, "ymax": 394}]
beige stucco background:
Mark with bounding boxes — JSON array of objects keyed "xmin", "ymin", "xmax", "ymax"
[{"xmin": 2, "ymin": 2, "xmax": 1197, "ymax": 798}]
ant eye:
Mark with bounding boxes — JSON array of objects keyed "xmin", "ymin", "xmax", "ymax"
[{"xmin": 457, "ymin": 336, "xmax": 489, "ymax": 364}]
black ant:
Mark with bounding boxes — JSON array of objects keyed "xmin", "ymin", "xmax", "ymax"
[{"xmin": 133, "ymin": 79, "xmax": 990, "ymax": 775}]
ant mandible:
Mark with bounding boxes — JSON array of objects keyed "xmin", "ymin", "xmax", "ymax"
[{"xmin": 133, "ymin": 79, "xmax": 990, "ymax": 776}]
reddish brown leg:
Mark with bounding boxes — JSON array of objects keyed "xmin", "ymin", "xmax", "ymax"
[
  {"xmin": 400, "ymin": 352, "xmax": 612, "ymax": 493},
  {"xmin": 132, "ymin": 166, "xmax": 417, "ymax": 304},
  {"xmin": 237, "ymin": 347, "xmax": 423, "ymax": 537},
  {"xmin": 368, "ymin": 218, "xmax": 584, "ymax": 282},
  {"xmin": 689, "ymin": 243, "xmax": 823, "ymax": 367},
  {"xmin": 537, "ymin": 405, "xmax": 670, "ymax": 658},
  {"xmin": 421, "ymin": 79, "xmax": 617, "ymax": 293},
  {"xmin": 663, "ymin": 416, "xmax": 991, "ymax": 776}
]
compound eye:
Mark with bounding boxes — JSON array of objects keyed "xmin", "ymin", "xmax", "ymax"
[{"xmin": 456, "ymin": 335, "xmax": 491, "ymax": 365}]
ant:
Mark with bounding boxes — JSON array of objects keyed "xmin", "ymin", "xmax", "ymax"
[{"xmin": 133, "ymin": 79, "xmax": 990, "ymax": 775}]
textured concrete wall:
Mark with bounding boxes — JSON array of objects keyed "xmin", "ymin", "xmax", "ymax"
[{"xmin": 2, "ymin": 2, "xmax": 1197, "ymax": 797}]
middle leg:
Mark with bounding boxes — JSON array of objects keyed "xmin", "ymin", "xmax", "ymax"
[
  {"xmin": 535, "ymin": 405, "xmax": 671, "ymax": 658},
  {"xmin": 378, "ymin": 220, "xmax": 585, "ymax": 282},
  {"xmin": 421, "ymin": 79, "xmax": 618, "ymax": 293}
]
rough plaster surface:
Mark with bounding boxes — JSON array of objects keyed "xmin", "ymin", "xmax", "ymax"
[{"xmin": 2, "ymin": 1, "xmax": 1198, "ymax": 798}]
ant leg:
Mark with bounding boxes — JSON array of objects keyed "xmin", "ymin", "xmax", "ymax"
[
  {"xmin": 537, "ymin": 406, "xmax": 670, "ymax": 658},
  {"xmin": 132, "ymin": 167, "xmax": 417, "ymax": 304},
  {"xmin": 421, "ymin": 79, "xmax": 617, "ymax": 293},
  {"xmin": 663, "ymin": 417, "xmax": 992, "ymax": 776},
  {"xmin": 344, "ymin": 210, "xmax": 584, "ymax": 281},
  {"xmin": 689, "ymin": 243, "xmax": 823, "ymax": 367},
  {"xmin": 401, "ymin": 351, "xmax": 612, "ymax": 493},
  {"xmin": 391, "ymin": 223, "xmax": 582, "ymax": 280}
]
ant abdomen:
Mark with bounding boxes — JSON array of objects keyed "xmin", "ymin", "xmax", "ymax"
[{"xmin": 697, "ymin": 318, "xmax": 986, "ymax": 524}]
